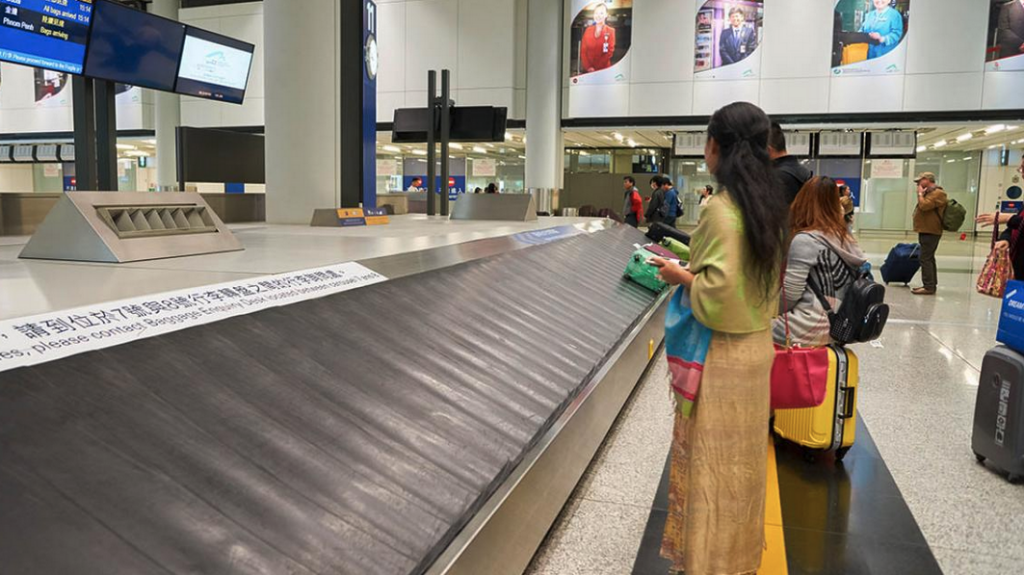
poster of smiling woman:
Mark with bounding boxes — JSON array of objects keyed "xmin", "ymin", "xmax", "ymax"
[
  {"xmin": 569, "ymin": 0, "xmax": 633, "ymax": 86},
  {"xmin": 694, "ymin": 0, "xmax": 764, "ymax": 80},
  {"xmin": 832, "ymin": 0, "xmax": 911, "ymax": 75}
]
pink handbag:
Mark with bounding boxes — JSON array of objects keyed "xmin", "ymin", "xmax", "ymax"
[
  {"xmin": 977, "ymin": 214, "xmax": 1014, "ymax": 298},
  {"xmin": 771, "ymin": 266, "xmax": 830, "ymax": 410}
]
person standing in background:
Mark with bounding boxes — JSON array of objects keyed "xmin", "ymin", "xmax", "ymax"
[
  {"xmin": 700, "ymin": 185, "xmax": 714, "ymax": 208},
  {"xmin": 769, "ymin": 122, "xmax": 813, "ymax": 205},
  {"xmin": 407, "ymin": 177, "xmax": 424, "ymax": 192},
  {"xmin": 658, "ymin": 177, "xmax": 682, "ymax": 227},
  {"xmin": 859, "ymin": 0, "xmax": 904, "ymax": 60},
  {"xmin": 911, "ymin": 172, "xmax": 947, "ymax": 295},
  {"xmin": 645, "ymin": 175, "xmax": 666, "ymax": 226},
  {"xmin": 622, "ymin": 176, "xmax": 644, "ymax": 228},
  {"xmin": 840, "ymin": 185, "xmax": 855, "ymax": 232},
  {"xmin": 580, "ymin": 2, "xmax": 616, "ymax": 74},
  {"xmin": 719, "ymin": 7, "xmax": 758, "ymax": 66},
  {"xmin": 485, "ymin": 183, "xmax": 499, "ymax": 194}
]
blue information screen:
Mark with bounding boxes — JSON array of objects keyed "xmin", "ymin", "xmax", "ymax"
[{"xmin": 0, "ymin": 0, "xmax": 93, "ymax": 74}]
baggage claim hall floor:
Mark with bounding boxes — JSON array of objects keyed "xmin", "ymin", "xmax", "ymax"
[{"xmin": 526, "ymin": 234, "xmax": 1024, "ymax": 575}]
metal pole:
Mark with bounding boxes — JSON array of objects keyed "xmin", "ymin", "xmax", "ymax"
[
  {"xmin": 72, "ymin": 76, "xmax": 97, "ymax": 191},
  {"xmin": 94, "ymin": 80, "xmax": 118, "ymax": 191},
  {"xmin": 440, "ymin": 69, "xmax": 451, "ymax": 217},
  {"xmin": 426, "ymin": 71, "xmax": 437, "ymax": 216}
]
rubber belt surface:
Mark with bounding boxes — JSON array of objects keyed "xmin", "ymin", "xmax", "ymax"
[{"xmin": 0, "ymin": 225, "xmax": 659, "ymax": 575}]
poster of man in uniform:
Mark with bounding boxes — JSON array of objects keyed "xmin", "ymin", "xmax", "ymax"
[
  {"xmin": 832, "ymin": 0, "xmax": 910, "ymax": 75},
  {"xmin": 569, "ymin": 0, "xmax": 633, "ymax": 84},
  {"xmin": 694, "ymin": 1, "xmax": 764, "ymax": 79},
  {"xmin": 987, "ymin": 0, "xmax": 1024, "ymax": 71}
]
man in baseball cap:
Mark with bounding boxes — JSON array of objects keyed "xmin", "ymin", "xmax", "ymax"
[{"xmin": 911, "ymin": 172, "xmax": 948, "ymax": 295}]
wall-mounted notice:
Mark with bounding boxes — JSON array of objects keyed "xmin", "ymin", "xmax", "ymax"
[
  {"xmin": 472, "ymin": 158, "xmax": 497, "ymax": 177},
  {"xmin": 695, "ymin": 0, "xmax": 764, "ymax": 80},
  {"xmin": 870, "ymin": 158, "xmax": 904, "ymax": 179},
  {"xmin": 987, "ymin": 0, "xmax": 1024, "ymax": 72},
  {"xmin": 376, "ymin": 158, "xmax": 398, "ymax": 176},
  {"xmin": 0, "ymin": 0, "xmax": 94, "ymax": 74},
  {"xmin": 832, "ymin": 0, "xmax": 911, "ymax": 76},
  {"xmin": 568, "ymin": 0, "xmax": 633, "ymax": 86}
]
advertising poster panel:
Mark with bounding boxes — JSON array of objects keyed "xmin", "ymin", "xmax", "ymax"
[
  {"xmin": 33, "ymin": 69, "xmax": 69, "ymax": 108},
  {"xmin": 832, "ymin": 0, "xmax": 910, "ymax": 75},
  {"xmin": 569, "ymin": 0, "xmax": 633, "ymax": 86},
  {"xmin": 694, "ymin": 0, "xmax": 764, "ymax": 80},
  {"xmin": 987, "ymin": 0, "xmax": 1024, "ymax": 71}
]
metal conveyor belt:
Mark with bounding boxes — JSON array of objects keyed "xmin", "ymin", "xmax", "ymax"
[{"xmin": 0, "ymin": 224, "xmax": 660, "ymax": 575}]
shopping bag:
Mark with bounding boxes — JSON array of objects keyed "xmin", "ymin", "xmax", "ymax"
[{"xmin": 977, "ymin": 214, "xmax": 1014, "ymax": 298}]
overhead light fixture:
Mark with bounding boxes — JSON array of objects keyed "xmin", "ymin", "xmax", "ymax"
[
  {"xmin": 505, "ymin": 132, "xmax": 513, "ymax": 141},
  {"xmin": 627, "ymin": 138, "xmax": 638, "ymax": 147},
  {"xmin": 985, "ymin": 124, "xmax": 1007, "ymax": 135},
  {"xmin": 124, "ymin": 150, "xmax": 150, "ymax": 157},
  {"xmin": 382, "ymin": 145, "xmax": 401, "ymax": 153},
  {"xmin": 947, "ymin": 159, "xmax": 956, "ymax": 163},
  {"xmin": 989, "ymin": 145, "xmax": 1000, "ymax": 149},
  {"xmin": 933, "ymin": 141, "xmax": 947, "ymax": 148},
  {"xmin": 963, "ymin": 156, "xmax": 973, "ymax": 161},
  {"xmin": 956, "ymin": 133, "xmax": 974, "ymax": 143},
  {"xmin": 580, "ymin": 151, "xmax": 590, "ymax": 156},
  {"xmin": 485, "ymin": 143, "xmax": 495, "ymax": 148},
  {"xmin": 473, "ymin": 146, "xmax": 487, "ymax": 154},
  {"xmin": 412, "ymin": 149, "xmax": 427, "ymax": 156},
  {"xmin": 144, "ymin": 139, "xmax": 157, "ymax": 145},
  {"xmin": 116, "ymin": 144, "xmax": 136, "ymax": 150},
  {"xmin": 518, "ymin": 155, "xmax": 526, "ymax": 160},
  {"xmin": 1008, "ymin": 126, "xmax": 1020, "ymax": 131},
  {"xmin": 612, "ymin": 132, "xmax": 624, "ymax": 142},
  {"xmin": 916, "ymin": 145, "xmax": 927, "ymax": 152},
  {"xmin": 449, "ymin": 143, "xmax": 463, "ymax": 150}
]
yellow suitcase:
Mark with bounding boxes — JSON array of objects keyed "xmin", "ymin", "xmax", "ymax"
[{"xmin": 773, "ymin": 345, "xmax": 859, "ymax": 461}]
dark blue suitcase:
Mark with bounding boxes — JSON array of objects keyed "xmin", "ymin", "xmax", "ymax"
[{"xmin": 880, "ymin": 243, "xmax": 920, "ymax": 285}]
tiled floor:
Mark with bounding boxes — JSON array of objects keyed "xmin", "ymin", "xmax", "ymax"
[{"xmin": 526, "ymin": 233, "xmax": 1024, "ymax": 575}]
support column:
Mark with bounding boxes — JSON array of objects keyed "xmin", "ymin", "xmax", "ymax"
[
  {"xmin": 151, "ymin": 0, "xmax": 181, "ymax": 191},
  {"xmin": 265, "ymin": 0, "xmax": 342, "ymax": 223},
  {"xmin": 525, "ymin": 0, "xmax": 563, "ymax": 202}
]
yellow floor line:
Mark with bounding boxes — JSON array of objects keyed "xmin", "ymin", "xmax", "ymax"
[{"xmin": 761, "ymin": 437, "xmax": 789, "ymax": 575}]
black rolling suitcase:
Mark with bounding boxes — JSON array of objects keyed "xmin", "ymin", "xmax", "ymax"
[
  {"xmin": 646, "ymin": 223, "xmax": 690, "ymax": 246},
  {"xmin": 880, "ymin": 243, "xmax": 921, "ymax": 285},
  {"xmin": 972, "ymin": 346, "xmax": 1024, "ymax": 482}
]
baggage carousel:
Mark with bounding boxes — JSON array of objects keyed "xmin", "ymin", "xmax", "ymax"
[{"xmin": 0, "ymin": 219, "xmax": 669, "ymax": 575}]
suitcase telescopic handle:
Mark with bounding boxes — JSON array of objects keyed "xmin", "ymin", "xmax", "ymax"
[{"xmin": 839, "ymin": 386, "xmax": 856, "ymax": 420}]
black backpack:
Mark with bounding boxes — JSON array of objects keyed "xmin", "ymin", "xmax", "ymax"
[{"xmin": 808, "ymin": 267, "xmax": 889, "ymax": 345}]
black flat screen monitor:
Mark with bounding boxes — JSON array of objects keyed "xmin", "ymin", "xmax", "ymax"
[
  {"xmin": 175, "ymin": 26, "xmax": 254, "ymax": 104},
  {"xmin": 84, "ymin": 0, "xmax": 185, "ymax": 92},
  {"xmin": 392, "ymin": 106, "xmax": 507, "ymax": 143},
  {"xmin": 0, "ymin": 0, "xmax": 95, "ymax": 74}
]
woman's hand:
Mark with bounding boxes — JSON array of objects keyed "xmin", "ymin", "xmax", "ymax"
[
  {"xmin": 649, "ymin": 257, "xmax": 694, "ymax": 288},
  {"xmin": 976, "ymin": 213, "xmax": 1014, "ymax": 227},
  {"xmin": 995, "ymin": 240, "xmax": 1010, "ymax": 253},
  {"xmin": 869, "ymin": 32, "xmax": 882, "ymax": 42}
]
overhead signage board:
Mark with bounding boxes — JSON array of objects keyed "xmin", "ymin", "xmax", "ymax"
[{"xmin": 0, "ymin": 0, "xmax": 95, "ymax": 74}]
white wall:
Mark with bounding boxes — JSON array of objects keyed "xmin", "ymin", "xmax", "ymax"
[
  {"xmin": 566, "ymin": 0, "xmax": 1024, "ymax": 119},
  {"xmin": 0, "ymin": 164, "xmax": 34, "ymax": 192},
  {"xmin": 178, "ymin": 2, "xmax": 265, "ymax": 127},
  {"xmin": 376, "ymin": 0, "xmax": 527, "ymax": 122}
]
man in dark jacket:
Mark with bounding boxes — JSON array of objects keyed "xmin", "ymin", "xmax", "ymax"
[
  {"xmin": 769, "ymin": 122, "xmax": 813, "ymax": 205},
  {"xmin": 644, "ymin": 176, "xmax": 665, "ymax": 225},
  {"xmin": 719, "ymin": 8, "xmax": 758, "ymax": 65},
  {"xmin": 997, "ymin": 0, "xmax": 1024, "ymax": 60}
]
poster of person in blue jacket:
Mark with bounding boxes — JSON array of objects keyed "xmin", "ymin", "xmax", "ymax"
[{"xmin": 832, "ymin": 0, "xmax": 910, "ymax": 75}]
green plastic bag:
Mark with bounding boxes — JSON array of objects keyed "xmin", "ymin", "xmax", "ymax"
[
  {"xmin": 624, "ymin": 249, "xmax": 668, "ymax": 292},
  {"xmin": 660, "ymin": 237, "xmax": 690, "ymax": 261}
]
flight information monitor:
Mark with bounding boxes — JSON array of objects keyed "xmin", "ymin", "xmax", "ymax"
[
  {"xmin": 0, "ymin": 0, "xmax": 94, "ymax": 74},
  {"xmin": 84, "ymin": 0, "xmax": 184, "ymax": 92},
  {"xmin": 176, "ymin": 26, "xmax": 253, "ymax": 104}
]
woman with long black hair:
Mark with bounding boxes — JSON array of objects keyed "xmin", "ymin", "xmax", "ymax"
[{"xmin": 650, "ymin": 102, "xmax": 789, "ymax": 575}]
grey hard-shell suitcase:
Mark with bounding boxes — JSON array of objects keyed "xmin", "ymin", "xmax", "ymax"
[{"xmin": 972, "ymin": 346, "xmax": 1024, "ymax": 482}]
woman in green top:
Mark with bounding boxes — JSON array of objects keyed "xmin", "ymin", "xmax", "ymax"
[{"xmin": 651, "ymin": 102, "xmax": 789, "ymax": 575}]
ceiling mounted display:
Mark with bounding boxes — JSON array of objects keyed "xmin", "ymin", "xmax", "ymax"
[
  {"xmin": 0, "ymin": 0, "xmax": 94, "ymax": 74},
  {"xmin": 83, "ymin": 0, "xmax": 186, "ymax": 92},
  {"xmin": 175, "ymin": 26, "xmax": 255, "ymax": 104}
]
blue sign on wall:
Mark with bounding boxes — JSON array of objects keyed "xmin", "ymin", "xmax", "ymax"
[
  {"xmin": 403, "ymin": 175, "xmax": 467, "ymax": 200},
  {"xmin": 836, "ymin": 177, "xmax": 862, "ymax": 207},
  {"xmin": 362, "ymin": 0, "xmax": 378, "ymax": 209},
  {"xmin": 1001, "ymin": 201, "xmax": 1023, "ymax": 214}
]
